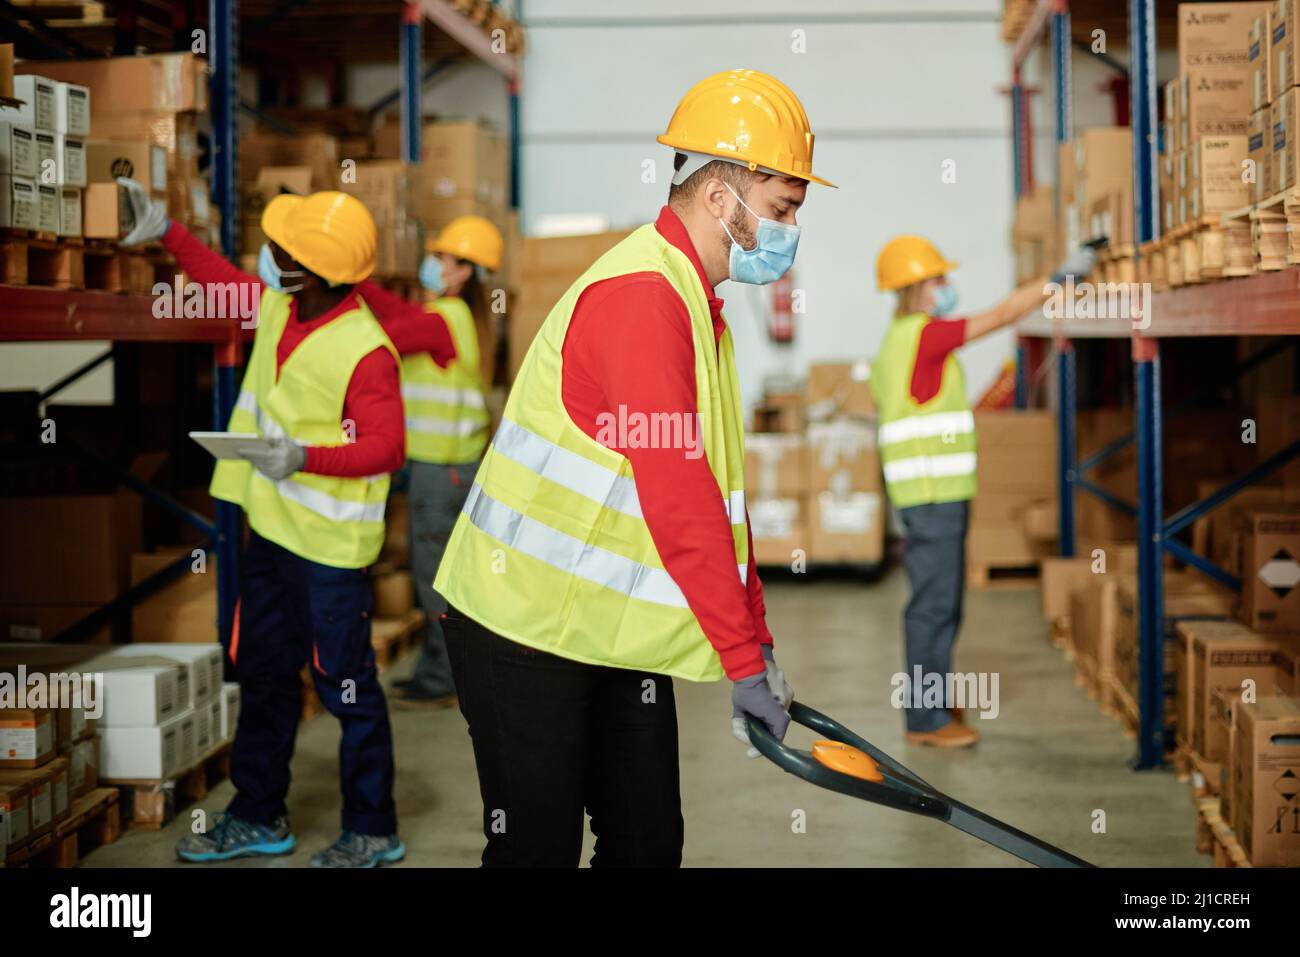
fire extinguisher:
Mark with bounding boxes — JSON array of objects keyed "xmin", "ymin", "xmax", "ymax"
[{"xmin": 769, "ymin": 271, "xmax": 794, "ymax": 343}]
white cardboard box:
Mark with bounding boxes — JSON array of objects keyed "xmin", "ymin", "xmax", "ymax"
[
  {"xmin": 58, "ymin": 186, "xmax": 80, "ymax": 237},
  {"xmin": 89, "ymin": 664, "xmax": 180, "ymax": 727},
  {"xmin": 0, "ymin": 175, "xmax": 39, "ymax": 229},
  {"xmin": 219, "ymin": 683, "xmax": 240, "ymax": 741},
  {"xmin": 0, "ymin": 122, "xmax": 37, "ymax": 179},
  {"xmin": 98, "ymin": 708, "xmax": 193, "ymax": 780},
  {"xmin": 33, "ymin": 130, "xmax": 56, "ymax": 184},
  {"xmin": 207, "ymin": 698, "xmax": 221, "ymax": 751},
  {"xmin": 35, "ymin": 183, "xmax": 58, "ymax": 233},
  {"xmin": 54, "ymin": 134, "xmax": 85, "ymax": 187},
  {"xmin": 11, "ymin": 75, "xmax": 57, "ymax": 130},
  {"xmin": 54, "ymin": 82, "xmax": 89, "ymax": 137},
  {"xmin": 110, "ymin": 644, "xmax": 221, "ymax": 707},
  {"xmin": 191, "ymin": 700, "xmax": 212, "ymax": 756}
]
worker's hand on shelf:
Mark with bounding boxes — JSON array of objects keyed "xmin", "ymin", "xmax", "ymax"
[
  {"xmin": 760, "ymin": 644, "xmax": 793, "ymax": 710},
  {"xmin": 731, "ymin": 671, "xmax": 792, "ymax": 757},
  {"xmin": 1049, "ymin": 246, "xmax": 1097, "ymax": 286},
  {"xmin": 243, "ymin": 436, "xmax": 307, "ymax": 481},
  {"xmin": 117, "ymin": 176, "xmax": 171, "ymax": 247}
]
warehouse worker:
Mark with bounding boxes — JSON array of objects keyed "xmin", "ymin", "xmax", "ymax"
[
  {"xmin": 430, "ymin": 68, "xmax": 822, "ymax": 867},
  {"xmin": 359, "ymin": 216, "xmax": 502, "ymax": 707},
  {"xmin": 870, "ymin": 235, "xmax": 1094, "ymax": 749},
  {"xmin": 116, "ymin": 179, "xmax": 453, "ymax": 867}
]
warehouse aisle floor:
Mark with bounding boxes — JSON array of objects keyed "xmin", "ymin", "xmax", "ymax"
[{"xmin": 85, "ymin": 566, "xmax": 1204, "ymax": 868}]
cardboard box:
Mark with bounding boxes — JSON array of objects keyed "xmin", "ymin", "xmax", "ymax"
[
  {"xmin": 1275, "ymin": 86, "xmax": 1300, "ymax": 189},
  {"xmin": 58, "ymin": 186, "xmax": 80, "ymax": 237},
  {"xmin": 128, "ymin": 550, "xmax": 217, "ymax": 645},
  {"xmin": 416, "ymin": 120, "xmax": 509, "ymax": 210},
  {"xmin": 1160, "ymin": 144, "xmax": 1177, "ymax": 234},
  {"xmin": 240, "ymin": 130, "xmax": 338, "ymax": 192},
  {"xmin": 1272, "ymin": 0, "xmax": 1300, "ymax": 100},
  {"xmin": 806, "ymin": 490, "xmax": 883, "ymax": 563},
  {"xmin": 1250, "ymin": 107, "xmax": 1272, "ymax": 200},
  {"xmin": 35, "ymin": 183, "xmax": 58, "ymax": 233},
  {"xmin": 1180, "ymin": 3, "xmax": 1269, "ymax": 73},
  {"xmin": 110, "ymin": 643, "xmax": 222, "ymax": 707},
  {"xmin": 86, "ymin": 664, "xmax": 180, "ymax": 728},
  {"xmin": 11, "ymin": 75, "xmax": 56, "ymax": 130},
  {"xmin": 1182, "ymin": 69, "xmax": 1252, "ymax": 148},
  {"xmin": 84, "ymin": 139, "xmax": 167, "ymax": 194},
  {"xmin": 53, "ymin": 82, "xmax": 89, "ymax": 137},
  {"xmin": 52, "ymin": 701, "xmax": 87, "ymax": 751},
  {"xmin": 0, "ymin": 708, "xmax": 54, "ymax": 769},
  {"xmin": 1257, "ymin": 393, "xmax": 1300, "ymax": 485},
  {"xmin": 0, "ymin": 174, "xmax": 38, "ymax": 229},
  {"xmin": 82, "ymin": 181, "xmax": 128, "ymax": 239},
  {"xmin": 1240, "ymin": 510, "xmax": 1300, "ymax": 631},
  {"xmin": 98, "ymin": 708, "xmax": 191, "ymax": 780},
  {"xmin": 745, "ymin": 433, "xmax": 807, "ymax": 498},
  {"xmin": 754, "ymin": 391, "xmax": 805, "ymax": 434},
  {"xmin": 219, "ymin": 683, "xmax": 240, "ymax": 742},
  {"xmin": 0, "ymin": 765, "xmax": 53, "ymax": 841},
  {"xmin": 749, "ymin": 497, "xmax": 805, "ymax": 566},
  {"xmin": 1012, "ymin": 186, "xmax": 1056, "ymax": 283},
  {"xmin": 18, "ymin": 53, "xmax": 206, "ymax": 114},
  {"xmin": 0, "ymin": 43, "xmax": 11, "ymax": 99},
  {"xmin": 1233, "ymin": 696, "xmax": 1300, "ymax": 866},
  {"xmin": 1072, "ymin": 576, "xmax": 1124, "ymax": 692},
  {"xmin": 372, "ymin": 570, "xmax": 413, "ymax": 618},
  {"xmin": 805, "ymin": 361, "xmax": 874, "ymax": 422},
  {"xmin": 974, "ymin": 410, "xmax": 1057, "ymax": 494},
  {"xmin": 1252, "ymin": 10, "xmax": 1273, "ymax": 112},
  {"xmin": 0, "ymin": 781, "xmax": 29, "ymax": 852},
  {"xmin": 0, "ymin": 122, "xmax": 37, "ymax": 179},
  {"xmin": 0, "ymin": 604, "xmax": 108, "ymax": 644},
  {"xmin": 1182, "ymin": 619, "xmax": 1298, "ymax": 759},
  {"xmin": 46, "ymin": 756, "xmax": 68, "ymax": 823},
  {"xmin": 207, "ymin": 698, "xmax": 221, "ymax": 753},
  {"xmin": 806, "ymin": 421, "xmax": 878, "ymax": 493},
  {"xmin": 1073, "ymin": 128, "xmax": 1133, "ymax": 223},
  {"xmin": 1187, "ymin": 135, "xmax": 1250, "ymax": 217},
  {"xmin": 1040, "ymin": 557, "xmax": 1094, "ymax": 622}
]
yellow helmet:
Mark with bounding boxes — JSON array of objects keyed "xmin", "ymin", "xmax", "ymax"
[
  {"xmin": 657, "ymin": 68, "xmax": 834, "ymax": 187},
  {"xmin": 261, "ymin": 191, "xmax": 377, "ymax": 285},
  {"xmin": 427, "ymin": 215, "xmax": 503, "ymax": 272},
  {"xmin": 875, "ymin": 235, "xmax": 958, "ymax": 292}
]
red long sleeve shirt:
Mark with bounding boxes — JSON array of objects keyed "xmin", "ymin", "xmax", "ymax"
[
  {"xmin": 163, "ymin": 222, "xmax": 406, "ymax": 478},
  {"xmin": 910, "ymin": 317, "xmax": 968, "ymax": 404},
  {"xmin": 560, "ymin": 206, "xmax": 772, "ymax": 681},
  {"xmin": 354, "ymin": 280, "xmax": 456, "ymax": 366}
]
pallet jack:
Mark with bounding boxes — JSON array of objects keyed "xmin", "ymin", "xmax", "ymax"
[{"xmin": 746, "ymin": 702, "xmax": 1094, "ymax": 868}]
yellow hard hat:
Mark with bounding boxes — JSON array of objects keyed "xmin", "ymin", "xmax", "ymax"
[
  {"xmin": 261, "ymin": 191, "xmax": 377, "ymax": 285},
  {"xmin": 876, "ymin": 235, "xmax": 958, "ymax": 292},
  {"xmin": 427, "ymin": 215, "xmax": 503, "ymax": 272},
  {"xmin": 657, "ymin": 68, "xmax": 834, "ymax": 187}
]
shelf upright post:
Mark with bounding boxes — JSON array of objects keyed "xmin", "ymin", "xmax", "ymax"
[
  {"xmin": 401, "ymin": 1, "xmax": 423, "ymax": 166},
  {"xmin": 1130, "ymin": 0, "xmax": 1164, "ymax": 769},
  {"xmin": 210, "ymin": 0, "xmax": 242, "ymax": 647},
  {"xmin": 1052, "ymin": 2, "xmax": 1075, "ymax": 555}
]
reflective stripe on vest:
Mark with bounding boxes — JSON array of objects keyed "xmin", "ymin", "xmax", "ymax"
[
  {"xmin": 869, "ymin": 312, "xmax": 978, "ymax": 509},
  {"xmin": 398, "ymin": 296, "xmax": 490, "ymax": 464},
  {"xmin": 209, "ymin": 289, "xmax": 397, "ymax": 568},
  {"xmin": 434, "ymin": 223, "xmax": 749, "ymax": 682}
]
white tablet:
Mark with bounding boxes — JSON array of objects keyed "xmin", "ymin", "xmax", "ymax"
[{"xmin": 189, "ymin": 431, "xmax": 273, "ymax": 460}]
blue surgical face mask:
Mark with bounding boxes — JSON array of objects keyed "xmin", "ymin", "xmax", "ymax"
[
  {"xmin": 718, "ymin": 182, "xmax": 800, "ymax": 285},
  {"xmin": 419, "ymin": 254, "xmax": 445, "ymax": 294},
  {"xmin": 258, "ymin": 243, "xmax": 305, "ymax": 294},
  {"xmin": 931, "ymin": 282, "xmax": 959, "ymax": 317}
]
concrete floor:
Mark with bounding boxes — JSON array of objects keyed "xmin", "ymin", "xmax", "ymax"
[{"xmin": 85, "ymin": 566, "xmax": 1205, "ymax": 868}]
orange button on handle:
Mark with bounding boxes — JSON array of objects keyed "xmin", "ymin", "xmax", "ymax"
[{"xmin": 811, "ymin": 740, "xmax": 884, "ymax": 783}]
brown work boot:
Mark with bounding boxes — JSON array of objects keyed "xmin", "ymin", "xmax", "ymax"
[
  {"xmin": 949, "ymin": 707, "xmax": 964, "ymax": 725},
  {"xmin": 905, "ymin": 721, "xmax": 979, "ymax": 749}
]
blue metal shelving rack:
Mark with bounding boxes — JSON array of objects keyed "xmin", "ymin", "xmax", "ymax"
[{"xmin": 1009, "ymin": 0, "xmax": 1300, "ymax": 769}]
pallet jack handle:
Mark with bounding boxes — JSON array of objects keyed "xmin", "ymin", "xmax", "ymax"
[{"xmin": 747, "ymin": 702, "xmax": 1094, "ymax": 869}]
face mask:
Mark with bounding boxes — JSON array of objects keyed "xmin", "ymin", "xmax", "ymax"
[
  {"xmin": 419, "ymin": 255, "xmax": 445, "ymax": 294},
  {"xmin": 718, "ymin": 182, "xmax": 800, "ymax": 285},
  {"xmin": 258, "ymin": 243, "xmax": 306, "ymax": 294},
  {"xmin": 931, "ymin": 282, "xmax": 959, "ymax": 317}
]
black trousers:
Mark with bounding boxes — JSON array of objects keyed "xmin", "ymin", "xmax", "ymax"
[{"xmin": 444, "ymin": 607, "xmax": 684, "ymax": 867}]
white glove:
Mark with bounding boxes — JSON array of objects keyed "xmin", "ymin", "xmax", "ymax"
[
  {"xmin": 1050, "ymin": 246, "xmax": 1096, "ymax": 285},
  {"xmin": 730, "ymin": 645, "xmax": 794, "ymax": 758},
  {"xmin": 242, "ymin": 436, "xmax": 306, "ymax": 481},
  {"xmin": 117, "ymin": 176, "xmax": 170, "ymax": 247}
]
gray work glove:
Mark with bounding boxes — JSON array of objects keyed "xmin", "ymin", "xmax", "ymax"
[
  {"xmin": 731, "ymin": 670, "xmax": 792, "ymax": 759},
  {"xmin": 1049, "ymin": 246, "xmax": 1097, "ymax": 286},
  {"xmin": 760, "ymin": 644, "xmax": 793, "ymax": 710},
  {"xmin": 243, "ymin": 435, "xmax": 306, "ymax": 481},
  {"xmin": 117, "ymin": 176, "xmax": 170, "ymax": 247}
]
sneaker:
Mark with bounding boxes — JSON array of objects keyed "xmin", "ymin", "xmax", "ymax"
[
  {"xmin": 310, "ymin": 831, "xmax": 406, "ymax": 868},
  {"xmin": 905, "ymin": 722, "xmax": 980, "ymax": 749},
  {"xmin": 176, "ymin": 812, "xmax": 296, "ymax": 862}
]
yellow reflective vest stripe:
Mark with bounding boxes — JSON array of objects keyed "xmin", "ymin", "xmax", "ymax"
[
  {"xmin": 209, "ymin": 289, "xmax": 399, "ymax": 568},
  {"xmin": 433, "ymin": 223, "xmax": 748, "ymax": 682},
  {"xmin": 397, "ymin": 295, "xmax": 490, "ymax": 464},
  {"xmin": 869, "ymin": 312, "xmax": 978, "ymax": 508}
]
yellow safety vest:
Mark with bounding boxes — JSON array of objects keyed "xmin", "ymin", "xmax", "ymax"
[
  {"xmin": 210, "ymin": 289, "xmax": 399, "ymax": 568},
  {"xmin": 434, "ymin": 224, "xmax": 748, "ymax": 682},
  {"xmin": 869, "ymin": 312, "xmax": 978, "ymax": 509},
  {"xmin": 396, "ymin": 296, "xmax": 490, "ymax": 464}
]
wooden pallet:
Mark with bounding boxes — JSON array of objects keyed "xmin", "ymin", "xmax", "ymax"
[
  {"xmin": 1137, "ymin": 239, "xmax": 1167, "ymax": 290},
  {"xmin": 371, "ymin": 609, "xmax": 426, "ymax": 672},
  {"xmin": 1181, "ymin": 745, "xmax": 1224, "ymax": 799},
  {"xmin": 4, "ymin": 787, "xmax": 120, "ymax": 867},
  {"xmin": 0, "ymin": 232, "xmax": 85, "ymax": 288},
  {"xmin": 1195, "ymin": 797, "xmax": 1251, "ymax": 867},
  {"xmin": 1164, "ymin": 215, "xmax": 1251, "ymax": 284},
  {"xmin": 1250, "ymin": 189, "xmax": 1293, "ymax": 271},
  {"xmin": 1104, "ymin": 675, "xmax": 1139, "ymax": 740},
  {"xmin": 1095, "ymin": 244, "xmax": 1137, "ymax": 286},
  {"xmin": 966, "ymin": 561, "xmax": 1039, "ymax": 590},
  {"xmin": 106, "ymin": 743, "xmax": 232, "ymax": 831},
  {"xmin": 11, "ymin": 1, "xmax": 108, "ymax": 26}
]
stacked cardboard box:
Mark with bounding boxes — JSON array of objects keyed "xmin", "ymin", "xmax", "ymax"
[
  {"xmin": 968, "ymin": 410, "xmax": 1058, "ymax": 577},
  {"xmin": 1, "ymin": 65, "xmax": 88, "ymax": 234},
  {"xmin": 1237, "ymin": 509, "xmax": 1300, "ymax": 631},
  {"xmin": 805, "ymin": 420, "xmax": 883, "ymax": 564},
  {"xmin": 1230, "ymin": 696, "xmax": 1300, "ymax": 865},
  {"xmin": 128, "ymin": 550, "xmax": 217, "ymax": 644},
  {"xmin": 338, "ymin": 160, "xmax": 421, "ymax": 279},
  {"xmin": 746, "ymin": 433, "xmax": 807, "ymax": 567},
  {"xmin": 1061, "ymin": 127, "xmax": 1131, "ymax": 255},
  {"xmin": 1012, "ymin": 187, "xmax": 1056, "ymax": 282},
  {"xmin": 82, "ymin": 139, "xmax": 167, "ymax": 240}
]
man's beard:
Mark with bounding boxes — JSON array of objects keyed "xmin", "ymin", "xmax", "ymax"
[{"xmin": 723, "ymin": 203, "xmax": 756, "ymax": 258}]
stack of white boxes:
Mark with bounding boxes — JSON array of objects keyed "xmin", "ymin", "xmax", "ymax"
[
  {"xmin": 1, "ymin": 74, "xmax": 88, "ymax": 235},
  {"xmin": 83, "ymin": 643, "xmax": 222, "ymax": 780}
]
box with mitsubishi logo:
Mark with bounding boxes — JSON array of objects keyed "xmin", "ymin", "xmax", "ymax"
[{"xmin": 1239, "ymin": 510, "xmax": 1300, "ymax": 632}]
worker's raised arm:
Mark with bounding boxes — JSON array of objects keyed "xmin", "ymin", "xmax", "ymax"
[
  {"xmin": 356, "ymin": 279, "xmax": 457, "ymax": 367},
  {"xmin": 964, "ymin": 246, "xmax": 1098, "ymax": 342}
]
